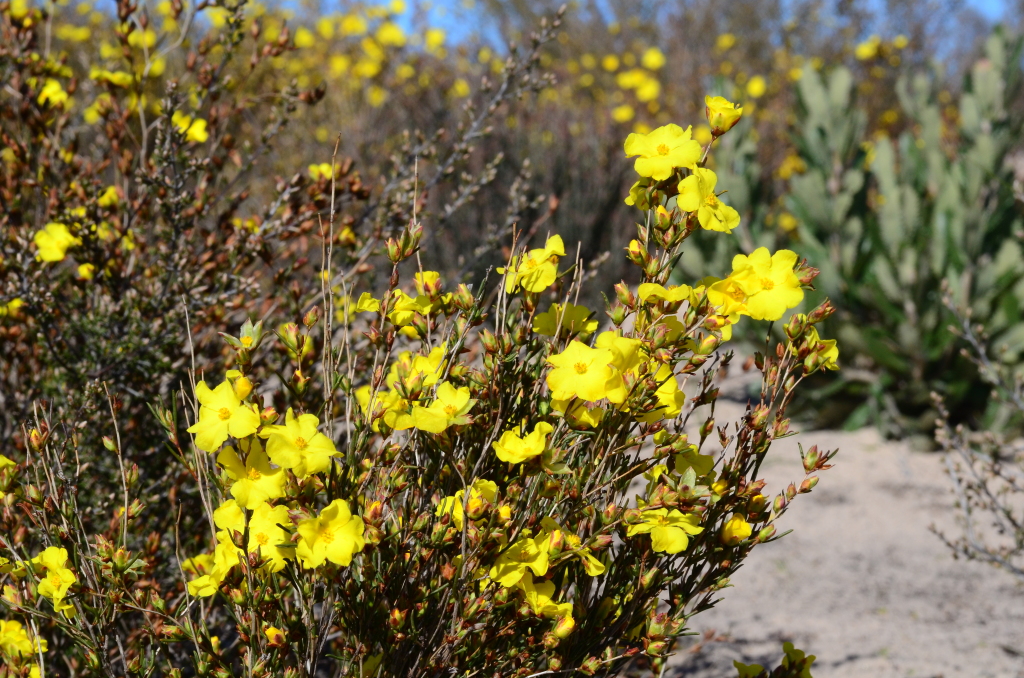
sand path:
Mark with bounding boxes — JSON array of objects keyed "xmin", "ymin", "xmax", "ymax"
[{"xmin": 669, "ymin": 423, "xmax": 1024, "ymax": 677}]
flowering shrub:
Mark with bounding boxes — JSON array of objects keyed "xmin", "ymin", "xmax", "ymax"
[{"xmin": 0, "ymin": 74, "xmax": 840, "ymax": 674}]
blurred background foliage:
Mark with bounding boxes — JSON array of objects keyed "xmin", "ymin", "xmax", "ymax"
[{"xmin": 3, "ymin": 0, "xmax": 1024, "ymax": 449}]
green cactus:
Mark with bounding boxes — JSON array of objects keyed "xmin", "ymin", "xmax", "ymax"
[{"xmin": 785, "ymin": 28, "xmax": 1024, "ymax": 435}]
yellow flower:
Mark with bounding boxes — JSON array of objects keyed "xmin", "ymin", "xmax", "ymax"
[
  {"xmin": 435, "ymin": 478, "xmax": 498, "ymax": 530},
  {"xmin": 265, "ymin": 626, "xmax": 285, "ymax": 644},
  {"xmin": 722, "ymin": 514, "xmax": 752, "ymax": 544},
  {"xmin": 90, "ymin": 68, "xmax": 134, "ymax": 88},
  {"xmin": 674, "ymin": 447, "xmax": 715, "ymax": 476},
  {"xmin": 623, "ymin": 124, "xmax": 701, "ymax": 181},
  {"xmin": 340, "ymin": 13, "xmax": 367, "ymax": 36},
  {"xmin": 636, "ymin": 283, "xmax": 692, "ymax": 305},
  {"xmin": 626, "ymin": 509, "xmax": 703, "ymax": 554},
  {"xmin": 34, "ymin": 547, "xmax": 77, "ymax": 615},
  {"xmin": 354, "ymin": 292, "xmax": 380, "ymax": 313},
  {"xmin": 187, "ymin": 530, "xmax": 243, "ymax": 597},
  {"xmin": 795, "ymin": 326, "xmax": 839, "ymax": 371},
  {"xmin": 375, "ymin": 21, "xmax": 405, "ymax": 46},
  {"xmin": 730, "ymin": 248, "xmax": 803, "ymax": 321},
  {"xmin": 294, "ymin": 26, "xmax": 315, "ymax": 48},
  {"xmin": 546, "ymin": 341, "xmax": 615, "ymax": 402},
  {"xmin": 186, "ymin": 380, "xmax": 261, "ymax": 453},
  {"xmin": 497, "ymin": 234, "xmax": 565, "ymax": 294},
  {"xmin": 308, "ymin": 163, "xmax": 335, "ymax": 180},
  {"xmin": 296, "ymin": 499, "xmax": 366, "ymax": 568},
  {"xmin": 0, "ymin": 298, "xmax": 24, "ymax": 318},
  {"xmin": 37, "ymin": 79, "xmax": 69, "ymax": 107},
  {"xmin": 855, "ymin": 35, "xmax": 880, "ymax": 60},
  {"xmin": 181, "ymin": 553, "xmax": 215, "ymax": 577},
  {"xmin": 0, "ymin": 620, "xmax": 46, "ymax": 658},
  {"xmin": 611, "ymin": 104, "xmax": 634, "ymax": 123},
  {"xmin": 0, "ymin": 454, "xmax": 14, "ymax": 470},
  {"xmin": 412, "ymin": 382, "xmax": 474, "ymax": 433},
  {"xmin": 540, "ymin": 518, "xmax": 606, "ymax": 576},
  {"xmin": 551, "ymin": 398, "xmax": 604, "ymax": 429},
  {"xmin": 746, "ymin": 75, "xmax": 767, "ymax": 98},
  {"xmin": 33, "ymin": 222, "xmax": 80, "ymax": 262},
  {"xmin": 263, "ymin": 408, "xmax": 339, "ymax": 478},
  {"xmin": 489, "ymin": 533, "xmax": 550, "ymax": 587},
  {"xmin": 704, "ymin": 276, "xmax": 748, "ymax": 340},
  {"xmin": 516, "ymin": 572, "xmax": 573, "ymax": 620},
  {"xmin": 97, "ymin": 185, "xmax": 119, "ymax": 208},
  {"xmin": 595, "ymin": 331, "xmax": 643, "ymax": 404},
  {"xmin": 247, "ymin": 502, "xmax": 294, "ymax": 572},
  {"xmin": 386, "ymin": 347, "xmax": 446, "ymax": 390},
  {"xmin": 213, "ymin": 498, "xmax": 246, "ymax": 534},
  {"xmin": 636, "ymin": 363, "xmax": 685, "ymax": 422},
  {"xmin": 640, "ymin": 46, "xmax": 665, "ymax": 70},
  {"xmin": 492, "ymin": 422, "xmax": 553, "ymax": 464},
  {"xmin": 704, "ymin": 95, "xmax": 743, "ymax": 136},
  {"xmin": 425, "ymin": 27, "xmax": 446, "ymax": 53},
  {"xmin": 171, "ymin": 110, "xmax": 209, "ymax": 143},
  {"xmin": 387, "ymin": 289, "xmax": 432, "ymax": 326},
  {"xmin": 216, "ymin": 439, "xmax": 288, "ymax": 509},
  {"xmin": 532, "ymin": 302, "xmax": 598, "ymax": 339},
  {"xmin": 677, "ymin": 167, "xmax": 740, "ymax": 233}
]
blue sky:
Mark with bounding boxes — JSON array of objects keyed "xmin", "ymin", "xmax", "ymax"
[
  {"xmin": 390, "ymin": 0, "xmax": 1014, "ymax": 43},
  {"xmin": 967, "ymin": 0, "xmax": 1006, "ymax": 19}
]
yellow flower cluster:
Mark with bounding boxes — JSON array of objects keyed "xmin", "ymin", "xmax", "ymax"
[{"xmin": 183, "ymin": 370, "xmax": 366, "ymax": 595}]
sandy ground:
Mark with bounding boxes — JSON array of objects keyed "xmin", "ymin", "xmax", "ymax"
[{"xmin": 667, "ymin": 418, "xmax": 1024, "ymax": 678}]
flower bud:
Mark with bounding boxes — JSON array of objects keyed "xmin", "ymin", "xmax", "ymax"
[
  {"xmin": 757, "ymin": 524, "xmax": 777, "ymax": 542},
  {"xmin": 614, "ymin": 282, "xmax": 637, "ymax": 308},
  {"xmin": 233, "ymin": 376, "xmax": 253, "ymax": 400},
  {"xmin": 705, "ymin": 95, "xmax": 743, "ymax": 136},
  {"xmin": 639, "ymin": 567, "xmax": 660, "ymax": 589},
  {"xmin": 544, "ymin": 630, "xmax": 561, "ymax": 655},
  {"xmin": 606, "ymin": 303, "xmax": 628, "ymax": 327},
  {"xmin": 799, "ymin": 476, "xmax": 819, "ymax": 493},
  {"xmin": 699, "ymin": 417, "xmax": 715, "ymax": 439},
  {"xmin": 553, "ymin": 615, "xmax": 575, "ymax": 638},
  {"xmin": 794, "ymin": 259, "xmax": 820, "ymax": 286},
  {"xmin": 626, "ymin": 239, "xmax": 648, "ymax": 266},
  {"xmin": 807, "ymin": 299, "xmax": 836, "ymax": 324},
  {"xmin": 696, "ymin": 333, "xmax": 720, "ymax": 355},
  {"xmin": 453, "ymin": 283, "xmax": 475, "ymax": 311},
  {"xmin": 291, "ymin": 369, "xmax": 309, "ymax": 397},
  {"xmin": 385, "ymin": 237, "xmax": 403, "ymax": 263},
  {"xmin": 773, "ymin": 494, "xmax": 787, "ymax": 513},
  {"xmin": 389, "ymin": 608, "xmax": 407, "ymax": 629}
]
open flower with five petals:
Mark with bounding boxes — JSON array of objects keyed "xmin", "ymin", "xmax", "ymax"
[
  {"xmin": 217, "ymin": 438, "xmax": 288, "ymax": 509},
  {"xmin": 626, "ymin": 508, "xmax": 704, "ymax": 554},
  {"xmin": 623, "ymin": 124, "xmax": 701, "ymax": 181},
  {"xmin": 263, "ymin": 409, "xmax": 339, "ymax": 478},
  {"xmin": 412, "ymin": 382, "xmax": 474, "ymax": 433},
  {"xmin": 677, "ymin": 167, "xmax": 740, "ymax": 233},
  {"xmin": 187, "ymin": 379, "xmax": 260, "ymax": 452},
  {"xmin": 296, "ymin": 499, "xmax": 366, "ymax": 568}
]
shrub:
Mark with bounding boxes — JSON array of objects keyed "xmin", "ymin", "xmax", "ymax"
[
  {"xmin": 0, "ymin": 85, "xmax": 840, "ymax": 675},
  {"xmin": 780, "ymin": 29, "xmax": 1024, "ymax": 435},
  {"xmin": 935, "ymin": 298, "xmax": 1024, "ymax": 583}
]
